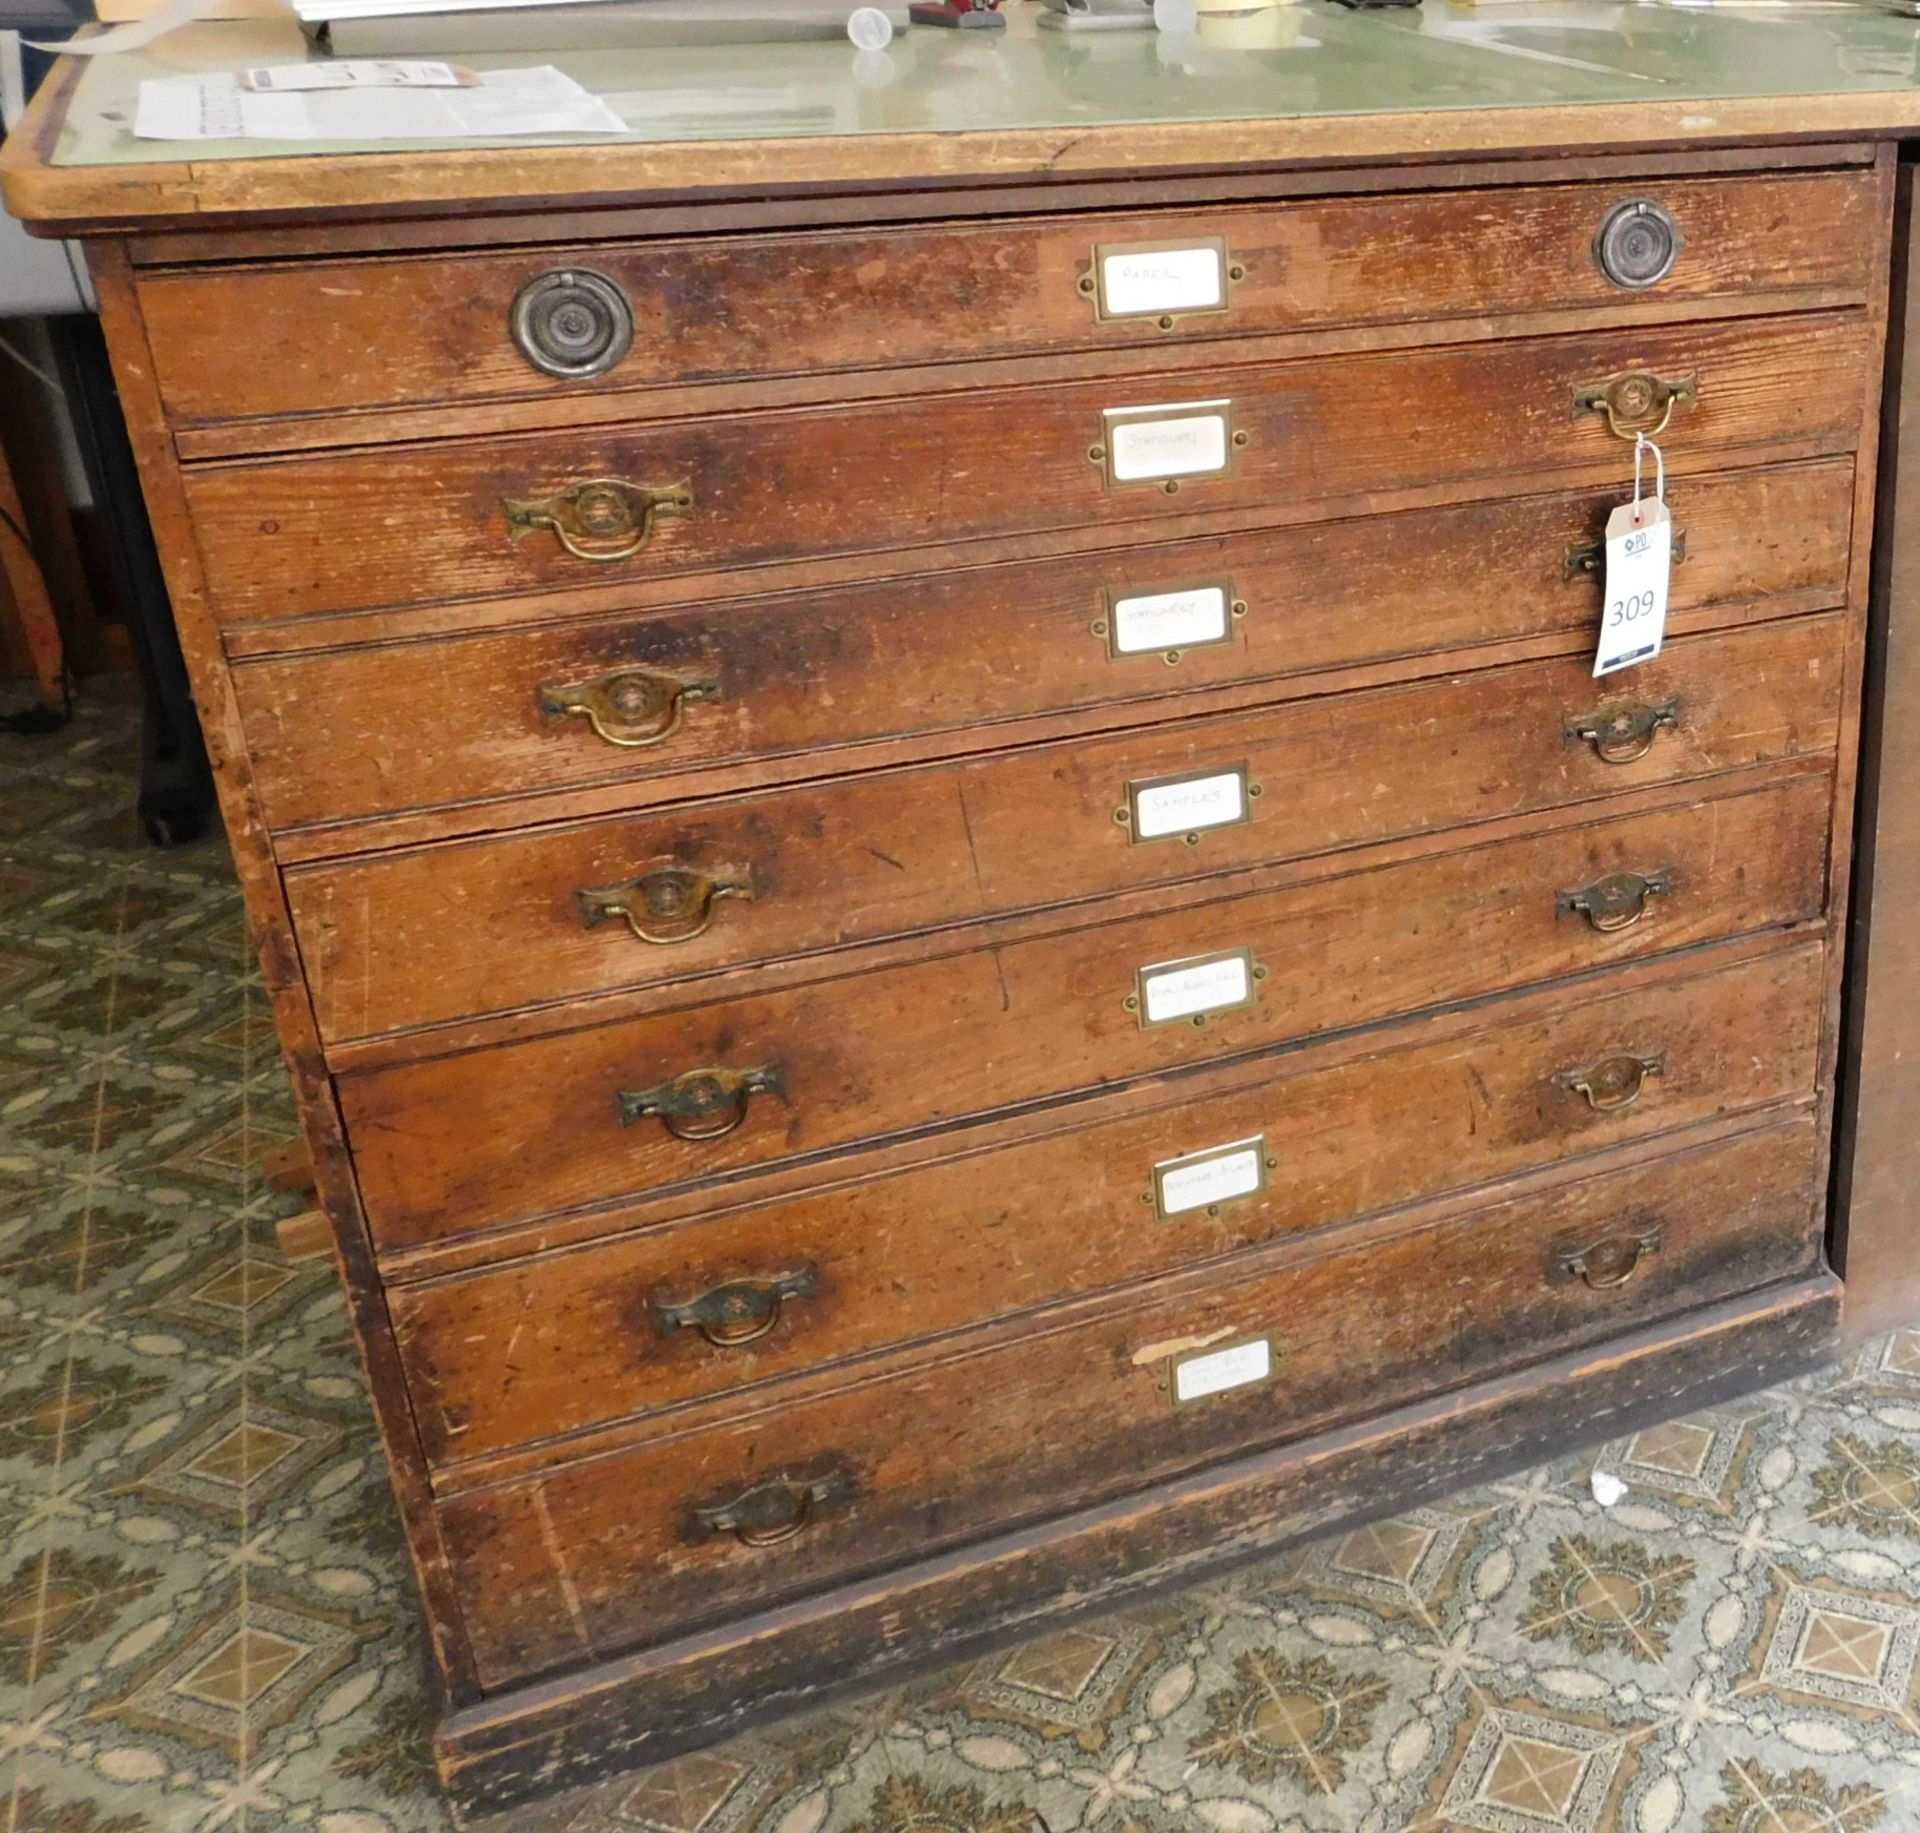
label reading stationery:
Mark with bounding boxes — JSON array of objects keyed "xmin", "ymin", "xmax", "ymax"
[
  {"xmin": 1110, "ymin": 584, "xmax": 1231, "ymax": 656},
  {"xmin": 1138, "ymin": 949, "xmax": 1254, "ymax": 1027},
  {"xmin": 1130, "ymin": 767, "xmax": 1248, "ymax": 841},
  {"xmin": 1593, "ymin": 497, "xmax": 1673, "ymax": 678},
  {"xmin": 1171, "ymin": 1336, "xmax": 1273, "ymax": 1405},
  {"xmin": 1106, "ymin": 402, "xmax": 1232, "ymax": 484},
  {"xmin": 1153, "ymin": 1138, "xmax": 1268, "ymax": 1219},
  {"xmin": 1100, "ymin": 244, "xmax": 1225, "ymax": 318}
]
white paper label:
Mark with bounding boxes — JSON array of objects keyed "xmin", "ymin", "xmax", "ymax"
[
  {"xmin": 1594, "ymin": 499, "xmax": 1672, "ymax": 677},
  {"xmin": 1156, "ymin": 1141, "xmax": 1265, "ymax": 1217},
  {"xmin": 1141, "ymin": 951, "xmax": 1252, "ymax": 1026},
  {"xmin": 1173, "ymin": 1337, "xmax": 1273, "ymax": 1404},
  {"xmin": 1133, "ymin": 769, "xmax": 1246, "ymax": 840},
  {"xmin": 1111, "ymin": 585, "xmax": 1230, "ymax": 655},
  {"xmin": 1107, "ymin": 407, "xmax": 1230, "ymax": 483},
  {"xmin": 243, "ymin": 61, "xmax": 466, "ymax": 91},
  {"xmin": 1101, "ymin": 246, "xmax": 1225, "ymax": 318}
]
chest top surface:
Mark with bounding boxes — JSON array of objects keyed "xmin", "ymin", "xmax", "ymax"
[{"xmin": 6, "ymin": 1, "xmax": 1920, "ymax": 232}]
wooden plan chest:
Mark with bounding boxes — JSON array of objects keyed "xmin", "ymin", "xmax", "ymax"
[{"xmin": 4, "ymin": 67, "xmax": 1898, "ymax": 1809}]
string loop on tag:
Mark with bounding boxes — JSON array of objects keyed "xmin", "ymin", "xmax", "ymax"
[{"xmin": 1631, "ymin": 433, "xmax": 1666, "ymax": 523}]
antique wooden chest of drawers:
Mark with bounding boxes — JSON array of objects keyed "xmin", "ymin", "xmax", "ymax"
[{"xmin": 6, "ymin": 20, "xmax": 1910, "ymax": 1813}]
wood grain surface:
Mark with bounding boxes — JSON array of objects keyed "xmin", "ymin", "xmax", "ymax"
[
  {"xmin": 289, "ymin": 614, "xmax": 1845, "ymax": 1044},
  {"xmin": 434, "ymin": 1113, "xmax": 1822, "ymax": 1689},
  {"xmin": 338, "ymin": 769, "xmax": 1833, "ymax": 1249},
  {"xmin": 391, "ymin": 940, "xmax": 1824, "ymax": 1468},
  {"xmin": 238, "ymin": 459, "xmax": 1854, "ymax": 840},
  {"xmin": 136, "ymin": 169, "xmax": 1879, "ymax": 432},
  {"xmin": 181, "ymin": 313, "xmax": 1868, "ymax": 626}
]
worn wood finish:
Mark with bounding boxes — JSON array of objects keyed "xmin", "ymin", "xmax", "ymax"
[
  {"xmin": 291, "ymin": 616, "xmax": 1843, "ymax": 1045},
  {"xmin": 110, "ymin": 145, "xmax": 1875, "ymax": 271},
  {"xmin": 6, "ymin": 97, "xmax": 1890, "ymax": 1815},
  {"xmin": 436, "ymin": 1274, "xmax": 1839, "ymax": 1812},
  {"xmin": 369, "ymin": 929, "xmax": 1813, "ymax": 1280},
  {"xmin": 82, "ymin": 246, "xmax": 486, "ymax": 1706},
  {"xmin": 393, "ymin": 940, "xmax": 1824, "ymax": 1467},
  {"xmin": 436, "ymin": 1113, "xmax": 1822, "ymax": 1689},
  {"xmin": 137, "ymin": 169, "xmax": 1880, "ymax": 434},
  {"xmin": 6, "ymin": 44, "xmax": 1920, "ymax": 234},
  {"xmin": 1838, "ymin": 161, "xmax": 1920, "ymax": 1345},
  {"xmin": 241, "ymin": 459, "xmax": 1854, "ymax": 841},
  {"xmin": 182, "ymin": 313, "xmax": 1868, "ymax": 627},
  {"xmin": 341, "ymin": 770, "xmax": 1833, "ymax": 1249}
]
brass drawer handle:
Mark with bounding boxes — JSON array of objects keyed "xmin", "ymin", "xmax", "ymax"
[
  {"xmin": 1564, "ymin": 696, "xmax": 1682, "ymax": 765},
  {"xmin": 537, "ymin": 666, "xmax": 718, "ymax": 749},
  {"xmin": 1552, "ymin": 1048, "xmax": 1666, "ymax": 1114},
  {"xmin": 687, "ymin": 1458, "xmax": 856, "ymax": 1548},
  {"xmin": 1556, "ymin": 868, "xmax": 1672, "ymax": 934},
  {"xmin": 505, "ymin": 477, "xmax": 694, "ymax": 563},
  {"xmin": 1553, "ymin": 1223, "xmax": 1664, "ymax": 1290},
  {"xmin": 652, "ymin": 1265, "xmax": 820, "ymax": 1348},
  {"xmin": 577, "ymin": 868, "xmax": 753, "ymax": 946},
  {"xmin": 616, "ymin": 1065, "xmax": 782, "ymax": 1141},
  {"xmin": 1565, "ymin": 528, "xmax": 1686, "ymax": 578},
  {"xmin": 1572, "ymin": 371, "xmax": 1698, "ymax": 441}
]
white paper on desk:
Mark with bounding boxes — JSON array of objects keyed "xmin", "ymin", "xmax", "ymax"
[
  {"xmin": 243, "ymin": 60, "xmax": 473, "ymax": 91},
  {"xmin": 133, "ymin": 65, "xmax": 627, "ymax": 140}
]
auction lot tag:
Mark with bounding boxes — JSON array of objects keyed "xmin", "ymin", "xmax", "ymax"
[{"xmin": 1595, "ymin": 436, "xmax": 1672, "ymax": 678}]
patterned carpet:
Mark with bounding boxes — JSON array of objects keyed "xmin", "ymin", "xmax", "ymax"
[{"xmin": 6, "ymin": 680, "xmax": 1920, "ymax": 1833}]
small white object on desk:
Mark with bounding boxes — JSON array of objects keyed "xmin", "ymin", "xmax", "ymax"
[{"xmin": 848, "ymin": 5, "xmax": 894, "ymax": 45}]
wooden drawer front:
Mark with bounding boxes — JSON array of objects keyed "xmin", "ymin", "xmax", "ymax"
[
  {"xmin": 394, "ymin": 943, "xmax": 1824, "ymax": 1466},
  {"xmin": 239, "ymin": 460, "xmax": 1854, "ymax": 835},
  {"xmin": 294, "ymin": 615, "xmax": 1844, "ymax": 1045},
  {"xmin": 342, "ymin": 771, "xmax": 1831, "ymax": 1250},
  {"xmin": 438, "ymin": 1114, "xmax": 1822, "ymax": 1687},
  {"xmin": 140, "ymin": 170, "xmax": 1880, "ymax": 432},
  {"xmin": 184, "ymin": 314, "xmax": 1867, "ymax": 626}
]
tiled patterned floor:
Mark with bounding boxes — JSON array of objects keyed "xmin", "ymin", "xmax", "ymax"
[{"xmin": 7, "ymin": 680, "xmax": 1920, "ymax": 1833}]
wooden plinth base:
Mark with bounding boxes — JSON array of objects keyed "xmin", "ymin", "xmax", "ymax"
[{"xmin": 435, "ymin": 1274, "xmax": 1839, "ymax": 1820}]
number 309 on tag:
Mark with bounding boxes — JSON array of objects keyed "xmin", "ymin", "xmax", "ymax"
[{"xmin": 1594, "ymin": 498, "xmax": 1672, "ymax": 679}]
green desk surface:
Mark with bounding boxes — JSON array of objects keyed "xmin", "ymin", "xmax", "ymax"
[{"xmin": 8, "ymin": 0, "xmax": 1920, "ymax": 228}]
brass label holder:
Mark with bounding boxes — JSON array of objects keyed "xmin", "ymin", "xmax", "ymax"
[
  {"xmin": 1094, "ymin": 579, "xmax": 1244, "ymax": 664},
  {"xmin": 1116, "ymin": 762, "xmax": 1259, "ymax": 847},
  {"xmin": 1077, "ymin": 235, "xmax": 1245, "ymax": 328},
  {"xmin": 1155, "ymin": 1333, "xmax": 1282, "ymax": 1409},
  {"xmin": 1145, "ymin": 1135, "xmax": 1276, "ymax": 1221},
  {"xmin": 1125, "ymin": 947, "xmax": 1267, "ymax": 1031},
  {"xmin": 1089, "ymin": 399, "xmax": 1244, "ymax": 493}
]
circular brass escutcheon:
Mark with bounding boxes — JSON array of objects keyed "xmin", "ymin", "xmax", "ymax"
[
  {"xmin": 1594, "ymin": 199, "xmax": 1682, "ymax": 291},
  {"xmin": 510, "ymin": 268, "xmax": 636, "ymax": 380}
]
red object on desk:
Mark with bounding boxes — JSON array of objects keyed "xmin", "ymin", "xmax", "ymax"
[{"xmin": 909, "ymin": 0, "xmax": 1005, "ymax": 24}]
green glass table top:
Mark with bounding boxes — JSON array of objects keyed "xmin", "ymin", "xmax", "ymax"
[{"xmin": 45, "ymin": 0, "xmax": 1920, "ymax": 169}]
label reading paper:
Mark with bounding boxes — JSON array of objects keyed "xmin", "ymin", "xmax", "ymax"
[
  {"xmin": 1153, "ymin": 1138, "xmax": 1268, "ymax": 1219},
  {"xmin": 1110, "ymin": 584, "xmax": 1231, "ymax": 656},
  {"xmin": 1594, "ymin": 498, "xmax": 1673, "ymax": 678},
  {"xmin": 1131, "ymin": 767, "xmax": 1248, "ymax": 842},
  {"xmin": 1138, "ymin": 949, "xmax": 1255, "ymax": 1027},
  {"xmin": 1100, "ymin": 244, "xmax": 1225, "ymax": 319},
  {"xmin": 1105, "ymin": 403, "xmax": 1232, "ymax": 485},
  {"xmin": 1172, "ymin": 1337, "xmax": 1273, "ymax": 1405}
]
